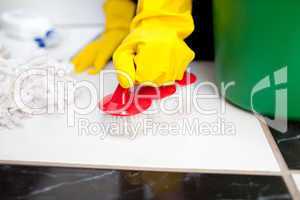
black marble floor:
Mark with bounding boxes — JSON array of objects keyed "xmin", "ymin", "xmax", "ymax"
[
  {"xmin": 0, "ymin": 165, "xmax": 292, "ymax": 200},
  {"xmin": 270, "ymin": 121, "xmax": 300, "ymax": 170}
]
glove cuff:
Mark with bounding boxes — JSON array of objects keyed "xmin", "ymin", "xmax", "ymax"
[
  {"xmin": 104, "ymin": 0, "xmax": 137, "ymax": 30},
  {"xmin": 130, "ymin": 11, "xmax": 194, "ymax": 39},
  {"xmin": 130, "ymin": 0, "xmax": 194, "ymax": 39}
]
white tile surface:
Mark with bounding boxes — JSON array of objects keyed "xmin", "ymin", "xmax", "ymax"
[
  {"xmin": 0, "ymin": 27, "xmax": 280, "ymax": 172},
  {"xmin": 293, "ymin": 174, "xmax": 300, "ymax": 191}
]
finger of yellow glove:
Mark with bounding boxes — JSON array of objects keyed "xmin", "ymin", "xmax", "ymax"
[
  {"xmin": 174, "ymin": 39, "xmax": 195, "ymax": 80},
  {"xmin": 72, "ymin": 43, "xmax": 98, "ymax": 74},
  {"xmin": 87, "ymin": 56, "xmax": 107, "ymax": 75},
  {"xmin": 87, "ymin": 30, "xmax": 129, "ymax": 75},
  {"xmin": 113, "ymin": 49, "xmax": 136, "ymax": 88}
]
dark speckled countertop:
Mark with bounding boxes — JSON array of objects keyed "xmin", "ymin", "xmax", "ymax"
[{"xmin": 0, "ymin": 165, "xmax": 292, "ymax": 200}]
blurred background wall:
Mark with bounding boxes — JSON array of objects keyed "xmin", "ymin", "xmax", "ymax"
[{"xmin": 0, "ymin": 0, "xmax": 105, "ymax": 25}]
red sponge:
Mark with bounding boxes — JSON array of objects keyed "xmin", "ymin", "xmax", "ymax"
[
  {"xmin": 100, "ymin": 72, "xmax": 197, "ymax": 116},
  {"xmin": 176, "ymin": 72, "xmax": 197, "ymax": 86},
  {"xmin": 100, "ymin": 85, "xmax": 152, "ymax": 116},
  {"xmin": 137, "ymin": 85, "xmax": 177, "ymax": 100}
]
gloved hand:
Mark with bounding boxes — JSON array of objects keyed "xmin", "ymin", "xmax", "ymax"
[
  {"xmin": 113, "ymin": 0, "xmax": 195, "ymax": 88},
  {"xmin": 72, "ymin": 0, "xmax": 136, "ymax": 74}
]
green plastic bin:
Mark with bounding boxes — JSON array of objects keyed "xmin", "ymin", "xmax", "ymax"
[{"xmin": 213, "ymin": 0, "xmax": 300, "ymax": 120}]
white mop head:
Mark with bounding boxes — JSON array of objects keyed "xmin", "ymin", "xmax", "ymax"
[
  {"xmin": 0, "ymin": 44, "xmax": 10, "ymax": 59},
  {"xmin": 0, "ymin": 49, "xmax": 76, "ymax": 129}
]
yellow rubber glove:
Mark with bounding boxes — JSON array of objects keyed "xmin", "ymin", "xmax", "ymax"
[
  {"xmin": 72, "ymin": 0, "xmax": 136, "ymax": 74},
  {"xmin": 113, "ymin": 0, "xmax": 195, "ymax": 88}
]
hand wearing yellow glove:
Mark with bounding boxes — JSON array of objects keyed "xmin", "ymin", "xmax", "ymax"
[
  {"xmin": 72, "ymin": 0, "xmax": 136, "ymax": 74},
  {"xmin": 113, "ymin": 0, "xmax": 195, "ymax": 88}
]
